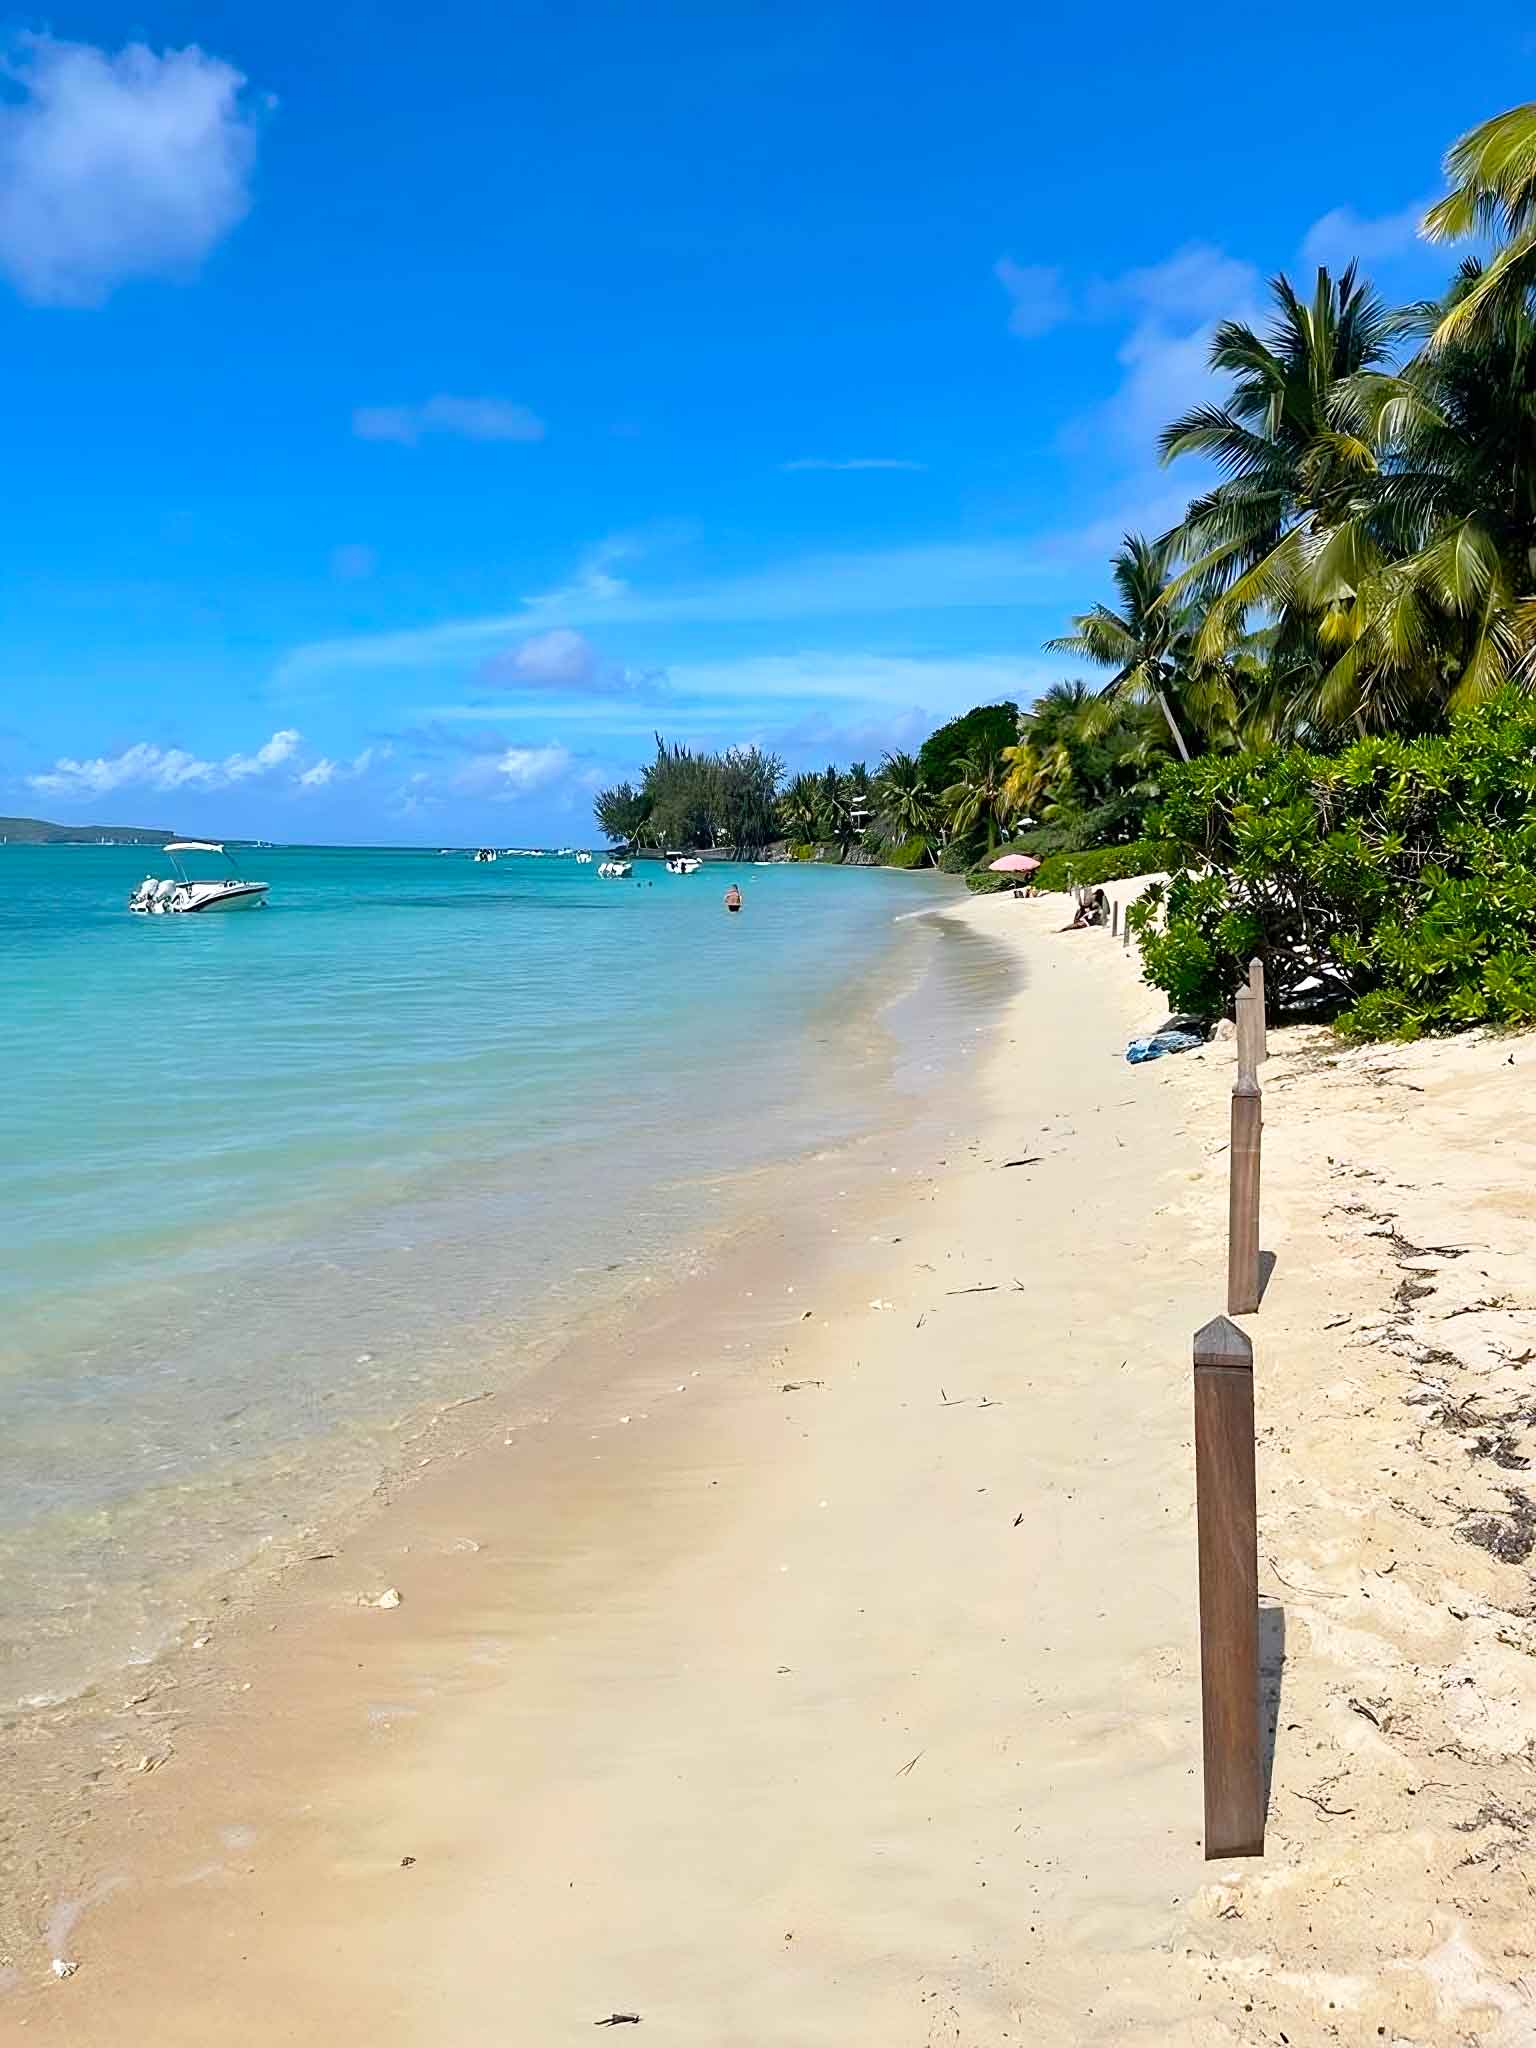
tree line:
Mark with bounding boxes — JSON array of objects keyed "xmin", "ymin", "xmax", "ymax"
[{"xmin": 595, "ymin": 100, "xmax": 1536, "ymax": 873}]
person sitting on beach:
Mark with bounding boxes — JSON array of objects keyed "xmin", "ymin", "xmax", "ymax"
[{"xmin": 724, "ymin": 883, "xmax": 743, "ymax": 913}]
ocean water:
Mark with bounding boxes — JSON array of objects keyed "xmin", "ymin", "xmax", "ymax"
[{"xmin": 1, "ymin": 845, "xmax": 955, "ymax": 1707}]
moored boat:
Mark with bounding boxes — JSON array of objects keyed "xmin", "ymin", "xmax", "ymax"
[{"xmin": 128, "ymin": 842, "xmax": 268, "ymax": 915}]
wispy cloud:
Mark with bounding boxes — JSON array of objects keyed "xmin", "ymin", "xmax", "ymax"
[
  {"xmin": 780, "ymin": 456, "xmax": 927, "ymax": 472},
  {"xmin": 1061, "ymin": 242, "xmax": 1263, "ymax": 453},
  {"xmin": 478, "ymin": 627, "xmax": 665, "ymax": 698},
  {"xmin": 277, "ymin": 532, "xmax": 1103, "ymax": 687},
  {"xmin": 0, "ymin": 34, "xmax": 259, "ymax": 308},
  {"xmin": 452, "ymin": 742, "xmax": 576, "ymax": 799},
  {"xmin": 352, "ymin": 396, "xmax": 545, "ymax": 446},
  {"xmin": 1301, "ymin": 198, "xmax": 1435, "ymax": 269},
  {"xmin": 296, "ymin": 743, "xmax": 388, "ymax": 790},
  {"xmin": 485, "ymin": 628, "xmax": 597, "ymax": 689},
  {"xmin": 994, "ymin": 258, "xmax": 1070, "ymax": 338},
  {"xmin": 422, "ymin": 651, "xmax": 1060, "ymax": 734},
  {"xmin": 29, "ymin": 728, "xmax": 299, "ymax": 798}
]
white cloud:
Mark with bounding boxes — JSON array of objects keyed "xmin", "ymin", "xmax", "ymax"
[
  {"xmin": 477, "ymin": 627, "xmax": 665, "ymax": 698},
  {"xmin": 495, "ymin": 743, "xmax": 571, "ymax": 792},
  {"xmin": 489, "ymin": 628, "xmax": 597, "ymax": 689},
  {"xmin": 1062, "ymin": 243, "xmax": 1263, "ymax": 454},
  {"xmin": 994, "ymin": 258, "xmax": 1070, "ymax": 338},
  {"xmin": 29, "ymin": 728, "xmax": 300, "ymax": 798},
  {"xmin": 330, "ymin": 542, "xmax": 376, "ymax": 581},
  {"xmin": 0, "ymin": 34, "xmax": 258, "ymax": 308},
  {"xmin": 295, "ymin": 743, "xmax": 388, "ymax": 791},
  {"xmin": 352, "ymin": 396, "xmax": 545, "ymax": 446},
  {"xmin": 451, "ymin": 742, "xmax": 575, "ymax": 799},
  {"xmin": 780, "ymin": 457, "xmax": 927, "ymax": 472},
  {"xmin": 1093, "ymin": 243, "xmax": 1258, "ymax": 327},
  {"xmin": 1301, "ymin": 198, "xmax": 1434, "ymax": 270}
]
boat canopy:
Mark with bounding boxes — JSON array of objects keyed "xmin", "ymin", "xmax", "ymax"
[{"xmin": 163, "ymin": 841, "xmax": 225, "ymax": 854}]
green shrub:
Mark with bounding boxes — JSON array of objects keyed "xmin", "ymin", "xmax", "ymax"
[
  {"xmin": 963, "ymin": 865, "xmax": 1013, "ymax": 894},
  {"xmin": 881, "ymin": 834, "xmax": 933, "ymax": 870},
  {"xmin": 1133, "ymin": 692, "xmax": 1536, "ymax": 1040},
  {"xmin": 937, "ymin": 840, "xmax": 975, "ymax": 874},
  {"xmin": 1033, "ymin": 839, "xmax": 1177, "ymax": 894},
  {"xmin": 963, "ymin": 836, "xmax": 1174, "ymax": 895}
]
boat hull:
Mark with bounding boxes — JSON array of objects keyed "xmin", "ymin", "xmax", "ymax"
[{"xmin": 181, "ymin": 885, "xmax": 268, "ymax": 911}]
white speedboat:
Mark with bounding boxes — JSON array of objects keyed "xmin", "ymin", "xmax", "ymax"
[
  {"xmin": 472, "ymin": 847, "xmax": 498, "ymax": 863},
  {"xmin": 664, "ymin": 853, "xmax": 703, "ymax": 874},
  {"xmin": 598, "ymin": 857, "xmax": 633, "ymax": 878},
  {"xmin": 128, "ymin": 842, "xmax": 268, "ymax": 915},
  {"xmin": 574, "ymin": 850, "xmax": 592, "ymax": 864}
]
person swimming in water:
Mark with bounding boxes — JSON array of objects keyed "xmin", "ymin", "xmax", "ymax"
[{"xmin": 724, "ymin": 883, "xmax": 743, "ymax": 913}]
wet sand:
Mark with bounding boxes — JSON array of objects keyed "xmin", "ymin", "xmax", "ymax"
[{"xmin": 10, "ymin": 892, "xmax": 1536, "ymax": 2045}]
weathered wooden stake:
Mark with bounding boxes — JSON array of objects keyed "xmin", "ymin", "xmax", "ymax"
[
  {"xmin": 1122, "ymin": 910, "xmax": 1131, "ymax": 951},
  {"xmin": 1248, "ymin": 956, "xmax": 1268, "ymax": 1062},
  {"xmin": 1111, "ymin": 898, "xmax": 1119, "ymax": 936},
  {"xmin": 1234, "ymin": 986, "xmax": 1260, "ymax": 1084},
  {"xmin": 1193, "ymin": 1314, "xmax": 1263, "ymax": 1858},
  {"xmin": 1227, "ymin": 1076, "xmax": 1262, "ymax": 1315}
]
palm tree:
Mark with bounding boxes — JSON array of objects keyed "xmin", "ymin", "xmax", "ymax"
[
  {"xmin": 1046, "ymin": 532, "xmax": 1209, "ymax": 760},
  {"xmin": 999, "ymin": 737, "xmax": 1045, "ymax": 822},
  {"xmin": 1327, "ymin": 261, "xmax": 1536, "ymax": 720},
  {"xmin": 1159, "ymin": 266, "xmax": 1395, "ymax": 699},
  {"xmin": 815, "ymin": 764, "xmax": 853, "ymax": 844},
  {"xmin": 778, "ymin": 773, "xmax": 822, "ymax": 843},
  {"xmin": 1423, "ymin": 102, "xmax": 1536, "ymax": 350},
  {"xmin": 874, "ymin": 750, "xmax": 937, "ymax": 845},
  {"xmin": 941, "ymin": 744, "xmax": 1012, "ymax": 854}
]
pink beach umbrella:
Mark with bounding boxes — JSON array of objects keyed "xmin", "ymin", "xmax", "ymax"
[{"xmin": 988, "ymin": 853, "xmax": 1041, "ymax": 873}]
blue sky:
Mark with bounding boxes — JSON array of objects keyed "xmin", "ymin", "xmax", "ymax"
[{"xmin": 1, "ymin": 2, "xmax": 1530, "ymax": 842}]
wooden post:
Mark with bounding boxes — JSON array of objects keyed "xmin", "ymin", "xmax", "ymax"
[
  {"xmin": 1227, "ymin": 1076, "xmax": 1262, "ymax": 1315},
  {"xmin": 1248, "ymin": 957, "xmax": 1267, "ymax": 1062},
  {"xmin": 1111, "ymin": 898, "xmax": 1119, "ymax": 936},
  {"xmin": 1234, "ymin": 986, "xmax": 1260, "ymax": 1083},
  {"xmin": 1193, "ymin": 1314, "xmax": 1263, "ymax": 1858}
]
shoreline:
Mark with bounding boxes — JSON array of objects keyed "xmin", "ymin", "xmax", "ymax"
[
  {"xmin": 12, "ymin": 892, "xmax": 1536, "ymax": 2041},
  {"xmin": 0, "ymin": 879, "xmax": 999, "ymax": 1966},
  {"xmin": 2, "ymin": 860, "xmax": 966, "ymax": 1723}
]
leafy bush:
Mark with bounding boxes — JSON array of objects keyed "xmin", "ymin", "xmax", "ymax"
[
  {"xmin": 989, "ymin": 823, "xmax": 1083, "ymax": 859},
  {"xmin": 881, "ymin": 834, "xmax": 933, "ymax": 870},
  {"xmin": 963, "ymin": 837, "xmax": 1174, "ymax": 895},
  {"xmin": 1033, "ymin": 840, "xmax": 1177, "ymax": 894},
  {"xmin": 937, "ymin": 840, "xmax": 975, "ymax": 875},
  {"xmin": 1132, "ymin": 693, "xmax": 1536, "ymax": 1039}
]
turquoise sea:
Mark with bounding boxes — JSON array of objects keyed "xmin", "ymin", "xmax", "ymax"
[{"xmin": 2, "ymin": 845, "xmax": 955, "ymax": 1708}]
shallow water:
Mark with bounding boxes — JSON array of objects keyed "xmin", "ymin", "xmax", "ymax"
[{"xmin": 1, "ymin": 845, "xmax": 957, "ymax": 1706}]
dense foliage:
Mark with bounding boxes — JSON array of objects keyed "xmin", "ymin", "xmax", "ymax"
[
  {"xmin": 964, "ymin": 838, "xmax": 1175, "ymax": 895},
  {"xmin": 1132, "ymin": 694, "xmax": 1536, "ymax": 1039},
  {"xmin": 594, "ymin": 738, "xmax": 783, "ymax": 855},
  {"xmin": 917, "ymin": 703, "xmax": 1019, "ymax": 794}
]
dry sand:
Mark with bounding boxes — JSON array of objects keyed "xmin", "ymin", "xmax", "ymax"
[{"xmin": 7, "ymin": 891, "xmax": 1536, "ymax": 2045}]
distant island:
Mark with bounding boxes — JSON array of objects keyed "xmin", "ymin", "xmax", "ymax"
[{"xmin": 0, "ymin": 815, "xmax": 176, "ymax": 846}]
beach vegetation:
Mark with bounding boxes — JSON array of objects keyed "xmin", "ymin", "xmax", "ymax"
[{"xmin": 1133, "ymin": 692, "xmax": 1536, "ymax": 1039}]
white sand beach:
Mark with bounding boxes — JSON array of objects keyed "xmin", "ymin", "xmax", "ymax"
[{"xmin": 10, "ymin": 891, "xmax": 1536, "ymax": 2045}]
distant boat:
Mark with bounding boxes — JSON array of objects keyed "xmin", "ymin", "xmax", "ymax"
[
  {"xmin": 664, "ymin": 852, "xmax": 703, "ymax": 875},
  {"xmin": 472, "ymin": 848, "xmax": 498, "ymax": 863},
  {"xmin": 128, "ymin": 842, "xmax": 268, "ymax": 915},
  {"xmin": 574, "ymin": 851, "xmax": 593, "ymax": 864},
  {"xmin": 598, "ymin": 858, "xmax": 633, "ymax": 878}
]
